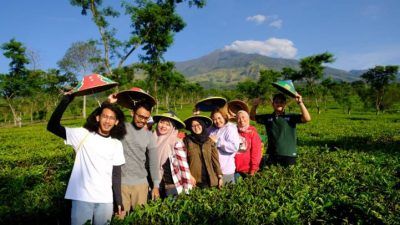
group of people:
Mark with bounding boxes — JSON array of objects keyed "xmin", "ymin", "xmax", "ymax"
[{"xmin": 47, "ymin": 89, "xmax": 310, "ymax": 225}]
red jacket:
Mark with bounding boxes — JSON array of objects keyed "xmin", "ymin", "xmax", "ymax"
[{"xmin": 234, "ymin": 125, "xmax": 262, "ymax": 174}]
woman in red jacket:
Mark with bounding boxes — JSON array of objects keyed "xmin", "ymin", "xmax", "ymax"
[{"xmin": 234, "ymin": 110, "xmax": 262, "ymax": 181}]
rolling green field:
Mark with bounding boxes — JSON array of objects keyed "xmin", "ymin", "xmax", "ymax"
[{"xmin": 0, "ymin": 105, "xmax": 399, "ymax": 224}]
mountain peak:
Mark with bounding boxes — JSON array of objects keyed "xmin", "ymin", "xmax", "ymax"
[{"xmin": 174, "ymin": 49, "xmax": 360, "ymax": 89}]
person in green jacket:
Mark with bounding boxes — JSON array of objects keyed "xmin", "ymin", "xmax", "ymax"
[{"xmin": 250, "ymin": 93, "xmax": 311, "ymax": 167}]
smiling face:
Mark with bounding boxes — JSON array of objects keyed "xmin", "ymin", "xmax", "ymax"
[
  {"xmin": 96, "ymin": 108, "xmax": 118, "ymax": 136},
  {"xmin": 132, "ymin": 107, "xmax": 151, "ymax": 129},
  {"xmin": 211, "ymin": 112, "xmax": 226, "ymax": 128},
  {"xmin": 191, "ymin": 120, "xmax": 203, "ymax": 135},
  {"xmin": 237, "ymin": 112, "xmax": 250, "ymax": 128},
  {"xmin": 157, "ymin": 118, "xmax": 172, "ymax": 135},
  {"xmin": 272, "ymin": 99, "xmax": 286, "ymax": 114}
]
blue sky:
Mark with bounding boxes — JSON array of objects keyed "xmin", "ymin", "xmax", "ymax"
[{"xmin": 1, "ymin": 0, "xmax": 399, "ymax": 74}]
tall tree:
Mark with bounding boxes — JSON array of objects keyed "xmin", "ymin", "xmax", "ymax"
[
  {"xmin": 257, "ymin": 69, "xmax": 282, "ymax": 99},
  {"xmin": 294, "ymin": 52, "xmax": 335, "ymax": 114},
  {"xmin": 320, "ymin": 77, "xmax": 335, "ymax": 111},
  {"xmin": 331, "ymin": 81, "xmax": 360, "ymax": 115},
  {"xmin": 236, "ymin": 79, "xmax": 258, "ymax": 100},
  {"xmin": 70, "ymin": 0, "xmax": 204, "ymax": 75},
  {"xmin": 70, "ymin": 0, "xmax": 121, "ymax": 75},
  {"xmin": 361, "ymin": 65, "xmax": 399, "ymax": 114},
  {"xmin": 70, "ymin": 0, "xmax": 205, "ymax": 105},
  {"xmin": 0, "ymin": 39, "xmax": 30, "ymax": 126},
  {"xmin": 57, "ymin": 40, "xmax": 101, "ymax": 118}
]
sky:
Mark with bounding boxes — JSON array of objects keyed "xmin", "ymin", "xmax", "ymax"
[{"xmin": 1, "ymin": 0, "xmax": 399, "ymax": 74}]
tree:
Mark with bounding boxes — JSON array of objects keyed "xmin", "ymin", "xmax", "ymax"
[
  {"xmin": 281, "ymin": 67, "xmax": 300, "ymax": 80},
  {"xmin": 57, "ymin": 40, "xmax": 101, "ymax": 118},
  {"xmin": 381, "ymin": 83, "xmax": 400, "ymax": 111},
  {"xmin": 320, "ymin": 77, "xmax": 335, "ymax": 111},
  {"xmin": 70, "ymin": 0, "xmax": 205, "ymax": 105},
  {"xmin": 361, "ymin": 65, "xmax": 399, "ymax": 114},
  {"xmin": 157, "ymin": 63, "xmax": 186, "ymax": 110},
  {"xmin": 236, "ymin": 79, "xmax": 258, "ymax": 99},
  {"xmin": 70, "ymin": 0, "xmax": 204, "ymax": 74},
  {"xmin": 257, "ymin": 69, "xmax": 282, "ymax": 99},
  {"xmin": 58, "ymin": 40, "xmax": 101, "ymax": 76},
  {"xmin": 0, "ymin": 39, "xmax": 30, "ymax": 126},
  {"xmin": 294, "ymin": 52, "xmax": 335, "ymax": 114},
  {"xmin": 351, "ymin": 80, "xmax": 371, "ymax": 110},
  {"xmin": 236, "ymin": 69, "xmax": 281, "ymax": 102},
  {"xmin": 70, "ymin": 0, "xmax": 121, "ymax": 75},
  {"xmin": 331, "ymin": 81, "xmax": 360, "ymax": 114}
]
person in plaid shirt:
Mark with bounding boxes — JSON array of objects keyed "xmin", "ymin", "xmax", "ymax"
[{"xmin": 153, "ymin": 112, "xmax": 193, "ymax": 198}]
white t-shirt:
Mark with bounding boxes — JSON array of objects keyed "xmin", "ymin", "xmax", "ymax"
[{"xmin": 64, "ymin": 127, "xmax": 125, "ymax": 203}]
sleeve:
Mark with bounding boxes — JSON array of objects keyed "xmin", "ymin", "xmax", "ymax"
[
  {"xmin": 175, "ymin": 141, "xmax": 192, "ymax": 193},
  {"xmin": 250, "ymin": 129, "xmax": 262, "ymax": 172},
  {"xmin": 210, "ymin": 141, "xmax": 223, "ymax": 176},
  {"xmin": 255, "ymin": 114, "xmax": 267, "ymax": 125},
  {"xmin": 65, "ymin": 127, "xmax": 89, "ymax": 152},
  {"xmin": 112, "ymin": 165, "xmax": 123, "ymax": 212},
  {"xmin": 47, "ymin": 95, "xmax": 74, "ymax": 139},
  {"xmin": 113, "ymin": 140, "xmax": 125, "ymax": 166},
  {"xmin": 217, "ymin": 124, "xmax": 240, "ymax": 154},
  {"xmin": 147, "ymin": 133, "xmax": 161, "ymax": 188},
  {"xmin": 291, "ymin": 114, "xmax": 303, "ymax": 124}
]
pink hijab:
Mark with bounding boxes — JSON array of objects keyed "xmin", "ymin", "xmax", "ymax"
[{"xmin": 153, "ymin": 119, "xmax": 178, "ymax": 179}]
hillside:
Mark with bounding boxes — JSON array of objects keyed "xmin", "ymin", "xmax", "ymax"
[{"xmin": 175, "ymin": 50, "xmax": 360, "ymax": 89}]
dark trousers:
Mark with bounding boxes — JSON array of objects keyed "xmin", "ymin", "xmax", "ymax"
[{"xmin": 267, "ymin": 155, "xmax": 297, "ymax": 167}]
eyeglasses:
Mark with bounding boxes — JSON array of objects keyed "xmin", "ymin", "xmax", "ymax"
[
  {"xmin": 135, "ymin": 113, "xmax": 150, "ymax": 121},
  {"xmin": 100, "ymin": 114, "xmax": 116, "ymax": 121},
  {"xmin": 191, "ymin": 124, "xmax": 202, "ymax": 129}
]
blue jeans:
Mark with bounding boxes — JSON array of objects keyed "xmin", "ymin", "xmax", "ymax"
[
  {"xmin": 71, "ymin": 200, "xmax": 113, "ymax": 225},
  {"xmin": 223, "ymin": 174, "xmax": 235, "ymax": 185},
  {"xmin": 234, "ymin": 172, "xmax": 247, "ymax": 182}
]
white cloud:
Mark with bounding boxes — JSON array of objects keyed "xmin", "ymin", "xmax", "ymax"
[
  {"xmin": 269, "ymin": 19, "xmax": 282, "ymax": 28},
  {"xmin": 246, "ymin": 14, "xmax": 283, "ymax": 28},
  {"xmin": 223, "ymin": 38, "xmax": 297, "ymax": 58},
  {"xmin": 246, "ymin": 15, "xmax": 267, "ymax": 24}
]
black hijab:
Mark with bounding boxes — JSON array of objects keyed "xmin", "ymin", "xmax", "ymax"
[{"xmin": 188, "ymin": 119, "xmax": 209, "ymax": 145}]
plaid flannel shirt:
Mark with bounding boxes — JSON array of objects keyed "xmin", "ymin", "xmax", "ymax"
[{"xmin": 169, "ymin": 140, "xmax": 193, "ymax": 194}]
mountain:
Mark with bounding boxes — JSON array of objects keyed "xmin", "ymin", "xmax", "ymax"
[{"xmin": 175, "ymin": 50, "xmax": 360, "ymax": 89}]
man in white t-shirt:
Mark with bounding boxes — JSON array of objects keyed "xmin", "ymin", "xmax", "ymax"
[{"xmin": 47, "ymin": 94, "xmax": 127, "ymax": 225}]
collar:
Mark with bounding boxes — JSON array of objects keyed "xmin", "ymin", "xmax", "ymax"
[{"xmin": 96, "ymin": 132, "xmax": 110, "ymax": 138}]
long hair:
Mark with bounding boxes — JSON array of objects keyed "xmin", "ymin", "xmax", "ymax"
[{"xmin": 84, "ymin": 102, "xmax": 127, "ymax": 140}]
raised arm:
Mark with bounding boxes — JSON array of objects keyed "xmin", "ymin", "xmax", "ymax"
[
  {"xmin": 250, "ymin": 98, "xmax": 261, "ymax": 121},
  {"xmin": 295, "ymin": 94, "xmax": 311, "ymax": 123},
  {"xmin": 47, "ymin": 94, "xmax": 74, "ymax": 139}
]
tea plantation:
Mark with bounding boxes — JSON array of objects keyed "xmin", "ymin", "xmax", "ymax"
[{"xmin": 0, "ymin": 109, "xmax": 399, "ymax": 224}]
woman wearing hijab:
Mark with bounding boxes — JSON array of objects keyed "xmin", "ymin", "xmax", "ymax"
[
  {"xmin": 234, "ymin": 110, "xmax": 262, "ymax": 180},
  {"xmin": 184, "ymin": 115, "xmax": 223, "ymax": 189},
  {"xmin": 208, "ymin": 107, "xmax": 241, "ymax": 184},
  {"xmin": 153, "ymin": 112, "xmax": 193, "ymax": 198}
]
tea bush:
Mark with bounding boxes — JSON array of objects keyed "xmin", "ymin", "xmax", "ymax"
[{"xmin": 0, "ymin": 109, "xmax": 399, "ymax": 224}]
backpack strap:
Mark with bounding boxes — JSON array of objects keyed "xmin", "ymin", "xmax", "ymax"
[{"xmin": 76, "ymin": 131, "xmax": 90, "ymax": 153}]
